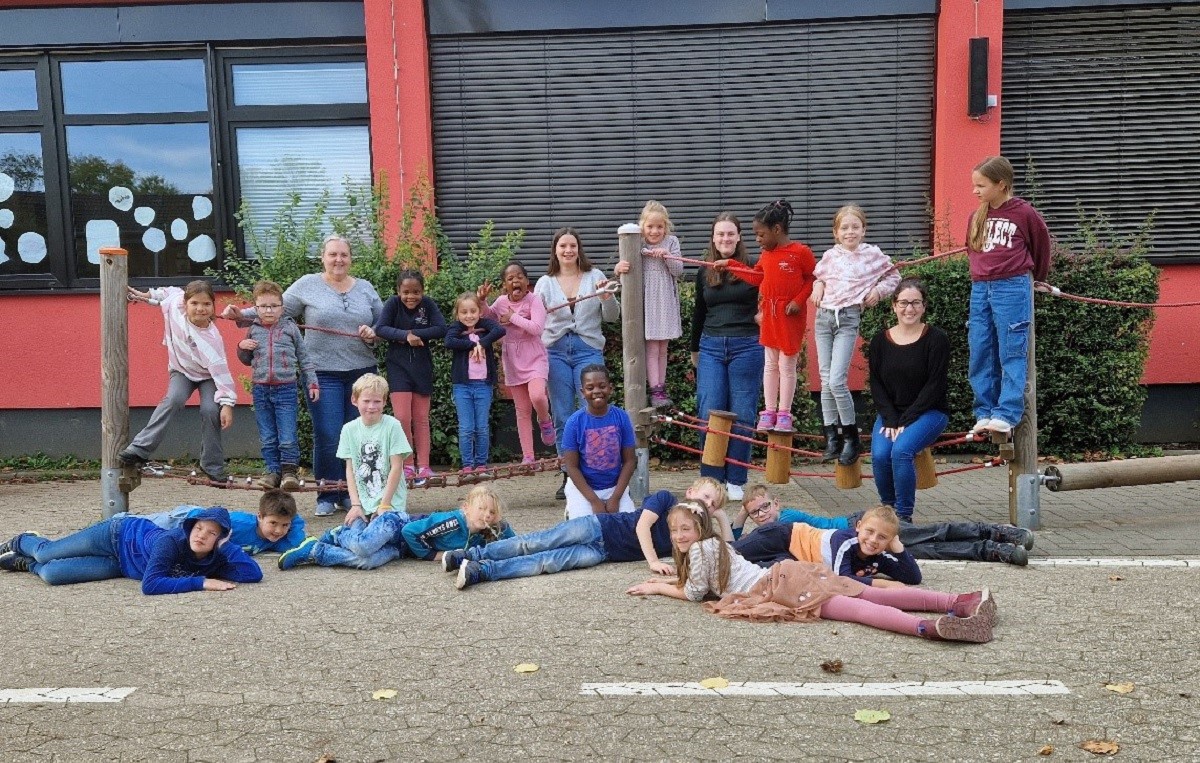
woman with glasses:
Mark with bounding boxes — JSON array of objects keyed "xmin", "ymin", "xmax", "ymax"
[
  {"xmin": 225, "ymin": 234, "xmax": 383, "ymax": 517},
  {"xmin": 866, "ymin": 278, "xmax": 950, "ymax": 523}
]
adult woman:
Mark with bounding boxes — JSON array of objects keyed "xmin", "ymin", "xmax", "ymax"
[
  {"xmin": 535, "ymin": 227, "xmax": 620, "ymax": 499},
  {"xmin": 690, "ymin": 213, "xmax": 763, "ymax": 501},
  {"xmin": 226, "ymin": 234, "xmax": 383, "ymax": 517},
  {"xmin": 867, "ymin": 277, "xmax": 951, "ymax": 523}
]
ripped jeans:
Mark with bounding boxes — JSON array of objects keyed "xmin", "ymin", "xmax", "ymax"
[{"xmin": 968, "ymin": 274, "xmax": 1032, "ymax": 426}]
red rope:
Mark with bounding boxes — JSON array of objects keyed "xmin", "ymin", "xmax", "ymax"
[
  {"xmin": 1034, "ymin": 282, "xmax": 1200, "ymax": 309},
  {"xmin": 658, "ymin": 253, "xmax": 720, "ymax": 269},
  {"xmin": 896, "ymin": 247, "xmax": 967, "ymax": 268},
  {"xmin": 656, "ymin": 416, "xmax": 824, "ymax": 459}
]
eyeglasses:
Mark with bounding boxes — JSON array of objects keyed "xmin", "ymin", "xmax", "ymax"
[
  {"xmin": 340, "ymin": 293, "xmax": 351, "ymax": 311},
  {"xmin": 746, "ymin": 499, "xmax": 777, "ymax": 517},
  {"xmin": 255, "ymin": 303, "xmax": 283, "ymax": 311},
  {"xmin": 896, "ymin": 300, "xmax": 925, "ymax": 309}
]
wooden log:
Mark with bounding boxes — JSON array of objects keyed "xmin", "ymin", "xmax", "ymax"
[
  {"xmin": 617, "ymin": 222, "xmax": 649, "ymax": 503},
  {"xmin": 1044, "ymin": 454, "xmax": 1200, "ymax": 492},
  {"xmin": 701, "ymin": 410, "xmax": 738, "ymax": 468},
  {"xmin": 764, "ymin": 431, "xmax": 792, "ymax": 485},
  {"xmin": 99, "ymin": 246, "xmax": 133, "ymax": 517},
  {"xmin": 835, "ymin": 460, "xmax": 862, "ymax": 489},
  {"xmin": 914, "ymin": 448, "xmax": 938, "ymax": 490}
]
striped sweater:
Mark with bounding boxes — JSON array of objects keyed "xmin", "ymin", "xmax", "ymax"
[{"xmin": 148, "ymin": 286, "xmax": 237, "ymax": 407}]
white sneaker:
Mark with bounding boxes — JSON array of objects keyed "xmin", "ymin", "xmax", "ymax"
[
  {"xmin": 969, "ymin": 419, "xmax": 991, "ymax": 436},
  {"xmin": 725, "ymin": 483, "xmax": 744, "ymax": 501},
  {"xmin": 987, "ymin": 418, "xmax": 1013, "ymax": 434}
]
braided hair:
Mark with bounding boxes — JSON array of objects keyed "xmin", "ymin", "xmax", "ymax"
[{"xmin": 754, "ymin": 199, "xmax": 794, "ymax": 233}]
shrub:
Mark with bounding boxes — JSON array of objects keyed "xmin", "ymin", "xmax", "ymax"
[{"xmin": 857, "ymin": 210, "xmax": 1158, "ymax": 459}]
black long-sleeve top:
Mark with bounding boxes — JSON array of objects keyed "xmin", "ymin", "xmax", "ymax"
[
  {"xmin": 867, "ymin": 324, "xmax": 950, "ymax": 428},
  {"xmin": 689, "ymin": 265, "xmax": 761, "ymax": 352}
]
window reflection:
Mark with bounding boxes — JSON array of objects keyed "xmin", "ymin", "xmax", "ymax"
[
  {"xmin": 0, "ymin": 70, "xmax": 38, "ymax": 112},
  {"xmin": 61, "ymin": 59, "xmax": 207, "ymax": 115},
  {"xmin": 67, "ymin": 123, "xmax": 215, "ymax": 278},
  {"xmin": 232, "ymin": 62, "xmax": 367, "ymax": 105},
  {"xmin": 236, "ymin": 126, "xmax": 370, "ymax": 255},
  {"xmin": 0, "ymin": 132, "xmax": 49, "ymax": 274}
]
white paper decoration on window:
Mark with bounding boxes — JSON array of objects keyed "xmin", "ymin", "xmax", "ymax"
[
  {"xmin": 142, "ymin": 227, "xmax": 167, "ymax": 253},
  {"xmin": 171, "ymin": 218, "xmax": 188, "ymax": 241},
  {"xmin": 187, "ymin": 234, "xmax": 216, "ymax": 262},
  {"xmin": 0, "ymin": 173, "xmax": 13, "ymax": 203},
  {"xmin": 192, "ymin": 196, "xmax": 213, "ymax": 220},
  {"xmin": 17, "ymin": 232, "xmax": 47, "ymax": 263},
  {"xmin": 108, "ymin": 186, "xmax": 134, "ymax": 211},
  {"xmin": 85, "ymin": 219, "xmax": 121, "ymax": 264},
  {"xmin": 134, "ymin": 207, "xmax": 156, "ymax": 226}
]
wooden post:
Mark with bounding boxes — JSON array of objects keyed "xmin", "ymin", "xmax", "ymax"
[
  {"xmin": 834, "ymin": 461, "xmax": 862, "ymax": 489},
  {"xmin": 618, "ymin": 223, "xmax": 650, "ymax": 503},
  {"xmin": 99, "ymin": 246, "xmax": 137, "ymax": 517},
  {"xmin": 914, "ymin": 448, "xmax": 938, "ymax": 490},
  {"xmin": 1043, "ymin": 454, "xmax": 1200, "ymax": 492},
  {"xmin": 764, "ymin": 431, "xmax": 792, "ymax": 485},
  {"xmin": 701, "ymin": 410, "xmax": 737, "ymax": 468},
  {"xmin": 1010, "ymin": 280, "xmax": 1040, "ymax": 529}
]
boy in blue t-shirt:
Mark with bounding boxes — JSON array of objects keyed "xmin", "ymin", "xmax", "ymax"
[
  {"xmin": 561, "ymin": 364, "xmax": 637, "ymax": 519},
  {"xmin": 446, "ymin": 477, "xmax": 727, "ymax": 590},
  {"xmin": 139, "ymin": 489, "xmax": 307, "ymax": 556}
]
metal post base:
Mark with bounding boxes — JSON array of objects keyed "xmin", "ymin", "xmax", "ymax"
[
  {"xmin": 1016, "ymin": 473, "xmax": 1041, "ymax": 530},
  {"xmin": 100, "ymin": 468, "xmax": 129, "ymax": 519},
  {"xmin": 630, "ymin": 448, "xmax": 649, "ymax": 505}
]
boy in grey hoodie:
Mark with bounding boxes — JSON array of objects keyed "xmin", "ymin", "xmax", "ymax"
[{"xmin": 237, "ymin": 280, "xmax": 319, "ymax": 490}]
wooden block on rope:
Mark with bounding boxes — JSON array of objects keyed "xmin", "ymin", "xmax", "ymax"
[
  {"xmin": 765, "ymin": 431, "xmax": 792, "ymax": 485},
  {"xmin": 701, "ymin": 409, "xmax": 738, "ymax": 468},
  {"xmin": 915, "ymin": 448, "xmax": 938, "ymax": 490},
  {"xmin": 834, "ymin": 460, "xmax": 862, "ymax": 489}
]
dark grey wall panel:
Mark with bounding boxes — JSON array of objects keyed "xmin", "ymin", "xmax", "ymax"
[
  {"xmin": 431, "ymin": 18, "xmax": 935, "ymax": 274},
  {"xmin": 1001, "ymin": 5, "xmax": 1200, "ymax": 261},
  {"xmin": 429, "ymin": 0, "xmax": 936, "ymax": 34},
  {"xmin": 0, "ymin": 2, "xmax": 363, "ymax": 48}
]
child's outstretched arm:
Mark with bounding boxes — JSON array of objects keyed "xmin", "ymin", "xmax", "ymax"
[
  {"xmin": 635, "ymin": 503, "xmax": 673, "ymax": 576},
  {"xmin": 626, "ymin": 579, "xmax": 688, "ymax": 599}
]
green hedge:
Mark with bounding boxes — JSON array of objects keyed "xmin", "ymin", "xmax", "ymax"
[{"xmin": 857, "ymin": 214, "xmax": 1158, "ymax": 459}]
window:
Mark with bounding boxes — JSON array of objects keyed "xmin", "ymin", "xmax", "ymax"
[{"xmin": 0, "ymin": 48, "xmax": 370, "ymax": 290}]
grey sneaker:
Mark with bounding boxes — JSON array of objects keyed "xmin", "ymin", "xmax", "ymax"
[
  {"xmin": 315, "ymin": 502, "xmax": 337, "ymax": 518},
  {"xmin": 992, "ymin": 524, "xmax": 1035, "ymax": 550},
  {"xmin": 455, "ymin": 559, "xmax": 484, "ymax": 590},
  {"xmin": 985, "ymin": 541, "xmax": 1028, "ymax": 567},
  {"xmin": 0, "ymin": 551, "xmax": 32, "ymax": 572},
  {"xmin": 442, "ymin": 548, "xmax": 467, "ymax": 573},
  {"xmin": 278, "ymin": 537, "xmax": 318, "ymax": 570}
]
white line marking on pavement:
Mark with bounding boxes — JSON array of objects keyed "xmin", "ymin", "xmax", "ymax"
[
  {"xmin": 580, "ymin": 680, "xmax": 1071, "ymax": 697},
  {"xmin": 921, "ymin": 558, "xmax": 1200, "ymax": 567},
  {"xmin": 0, "ymin": 687, "xmax": 137, "ymax": 703}
]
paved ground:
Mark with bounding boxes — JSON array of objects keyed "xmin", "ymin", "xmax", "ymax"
[{"xmin": 1, "ymin": 461, "xmax": 1198, "ymax": 762}]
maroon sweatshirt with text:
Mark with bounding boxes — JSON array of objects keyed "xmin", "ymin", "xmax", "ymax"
[{"xmin": 965, "ymin": 197, "xmax": 1051, "ymax": 283}]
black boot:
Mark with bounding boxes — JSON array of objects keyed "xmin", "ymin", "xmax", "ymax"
[
  {"xmin": 838, "ymin": 424, "xmax": 862, "ymax": 466},
  {"xmin": 555, "ymin": 472, "xmax": 568, "ymax": 501},
  {"xmin": 820, "ymin": 424, "xmax": 843, "ymax": 463}
]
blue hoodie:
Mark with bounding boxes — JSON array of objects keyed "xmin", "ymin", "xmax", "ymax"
[
  {"xmin": 117, "ymin": 508, "xmax": 264, "ymax": 595},
  {"xmin": 142, "ymin": 505, "xmax": 307, "ymax": 555},
  {"xmin": 400, "ymin": 509, "xmax": 516, "ymax": 560}
]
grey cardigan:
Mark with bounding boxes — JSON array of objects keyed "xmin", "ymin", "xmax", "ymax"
[{"xmin": 535, "ymin": 268, "xmax": 620, "ymax": 350}]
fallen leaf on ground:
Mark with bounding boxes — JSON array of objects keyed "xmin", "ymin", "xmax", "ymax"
[
  {"xmin": 820, "ymin": 659, "xmax": 844, "ymax": 674},
  {"xmin": 371, "ymin": 689, "xmax": 397, "ymax": 700},
  {"xmin": 1079, "ymin": 739, "xmax": 1120, "ymax": 755},
  {"xmin": 1108, "ymin": 575, "xmax": 1124, "ymax": 582},
  {"xmin": 1105, "ymin": 682, "xmax": 1134, "ymax": 694},
  {"xmin": 699, "ymin": 677, "xmax": 729, "ymax": 689},
  {"xmin": 853, "ymin": 709, "xmax": 891, "ymax": 724},
  {"xmin": 1038, "ymin": 745, "xmax": 1054, "ymax": 756},
  {"xmin": 315, "ymin": 755, "xmax": 336, "ymax": 763},
  {"xmin": 514, "ymin": 663, "xmax": 539, "ymax": 673}
]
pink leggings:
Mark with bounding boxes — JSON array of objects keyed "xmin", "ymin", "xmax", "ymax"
[
  {"xmin": 509, "ymin": 379, "xmax": 550, "ymax": 460},
  {"xmin": 389, "ymin": 392, "xmax": 431, "ymax": 469},
  {"xmin": 646, "ymin": 339, "xmax": 668, "ymax": 389},
  {"xmin": 763, "ymin": 347, "xmax": 799, "ymax": 413},
  {"xmin": 819, "ymin": 586, "xmax": 955, "ymax": 637}
]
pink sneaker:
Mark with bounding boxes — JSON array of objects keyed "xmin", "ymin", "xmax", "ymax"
[
  {"xmin": 773, "ymin": 412, "xmax": 794, "ymax": 432},
  {"xmin": 417, "ymin": 466, "xmax": 436, "ymax": 480},
  {"xmin": 521, "ymin": 456, "xmax": 537, "ymax": 465},
  {"xmin": 755, "ymin": 410, "xmax": 777, "ymax": 432},
  {"xmin": 539, "ymin": 420, "xmax": 556, "ymax": 446},
  {"xmin": 403, "ymin": 465, "xmax": 416, "ymax": 480}
]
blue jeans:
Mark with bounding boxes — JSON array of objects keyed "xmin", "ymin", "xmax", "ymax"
[
  {"xmin": 252, "ymin": 383, "xmax": 300, "ymax": 473},
  {"xmin": 453, "ymin": 381, "xmax": 494, "ymax": 467},
  {"xmin": 870, "ymin": 411, "xmax": 949, "ymax": 520},
  {"xmin": 696, "ymin": 334, "xmax": 764, "ymax": 486},
  {"xmin": 814, "ymin": 306, "xmax": 861, "ymax": 425},
  {"xmin": 312, "ymin": 513, "xmax": 408, "ymax": 569},
  {"xmin": 466, "ymin": 516, "xmax": 608, "ymax": 581},
  {"xmin": 19, "ymin": 518, "xmax": 125, "ymax": 586},
  {"xmin": 309, "ymin": 366, "xmax": 376, "ymax": 504},
  {"xmin": 547, "ymin": 332, "xmax": 604, "ymax": 454},
  {"xmin": 968, "ymin": 274, "xmax": 1032, "ymax": 425}
]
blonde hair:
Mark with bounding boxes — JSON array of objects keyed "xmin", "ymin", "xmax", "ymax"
[
  {"xmin": 967, "ymin": 156, "xmax": 1014, "ymax": 251},
  {"xmin": 351, "ymin": 373, "xmax": 389, "ymax": 401},
  {"xmin": 669, "ymin": 501, "xmax": 731, "ymax": 595},
  {"xmin": 741, "ymin": 483, "xmax": 773, "ymax": 508},
  {"xmin": 832, "ymin": 205, "xmax": 868, "ymax": 237},
  {"xmin": 462, "ymin": 485, "xmax": 507, "ymax": 541},
  {"xmin": 453, "ymin": 291, "xmax": 484, "ymax": 319},
  {"xmin": 639, "ymin": 200, "xmax": 674, "ymax": 234},
  {"xmin": 858, "ymin": 504, "xmax": 901, "ymax": 536},
  {"xmin": 688, "ymin": 476, "xmax": 727, "ymax": 512}
]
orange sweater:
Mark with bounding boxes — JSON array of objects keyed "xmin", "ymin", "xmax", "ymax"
[{"xmin": 727, "ymin": 242, "xmax": 816, "ymax": 355}]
